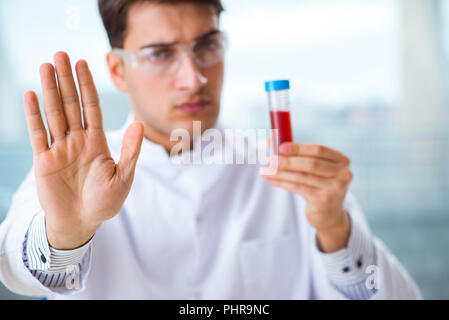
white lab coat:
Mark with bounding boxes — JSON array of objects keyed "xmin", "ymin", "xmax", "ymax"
[{"xmin": 0, "ymin": 115, "xmax": 421, "ymax": 299}]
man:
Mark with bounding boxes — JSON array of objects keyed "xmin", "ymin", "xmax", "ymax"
[{"xmin": 0, "ymin": 0, "xmax": 420, "ymax": 299}]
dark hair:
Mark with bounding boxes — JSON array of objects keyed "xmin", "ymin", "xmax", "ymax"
[{"xmin": 98, "ymin": 0, "xmax": 224, "ymax": 48}]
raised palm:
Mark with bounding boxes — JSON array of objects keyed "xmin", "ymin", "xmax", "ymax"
[{"xmin": 24, "ymin": 52, "xmax": 144, "ymax": 249}]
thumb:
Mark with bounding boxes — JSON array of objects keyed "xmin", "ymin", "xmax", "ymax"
[{"xmin": 118, "ymin": 121, "xmax": 144, "ymax": 182}]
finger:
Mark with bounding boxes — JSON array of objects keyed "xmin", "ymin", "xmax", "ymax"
[
  {"xmin": 118, "ymin": 122, "xmax": 144, "ymax": 182},
  {"xmin": 24, "ymin": 91, "xmax": 49, "ymax": 154},
  {"xmin": 264, "ymin": 177, "xmax": 318, "ymax": 201},
  {"xmin": 277, "ymin": 155, "xmax": 341, "ymax": 178},
  {"xmin": 280, "ymin": 143, "xmax": 350, "ymax": 164},
  {"xmin": 261, "ymin": 170, "xmax": 336, "ymax": 191},
  {"xmin": 75, "ymin": 60, "xmax": 103, "ymax": 131},
  {"xmin": 54, "ymin": 52, "xmax": 83, "ymax": 131},
  {"xmin": 40, "ymin": 63, "xmax": 68, "ymax": 141}
]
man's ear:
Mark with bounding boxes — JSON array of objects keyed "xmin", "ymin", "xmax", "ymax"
[{"xmin": 106, "ymin": 52, "xmax": 128, "ymax": 92}]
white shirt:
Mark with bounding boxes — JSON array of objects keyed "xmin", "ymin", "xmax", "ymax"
[{"xmin": 0, "ymin": 114, "xmax": 421, "ymax": 299}]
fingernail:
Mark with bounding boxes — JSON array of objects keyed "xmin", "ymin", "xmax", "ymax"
[{"xmin": 259, "ymin": 165, "xmax": 277, "ymax": 177}]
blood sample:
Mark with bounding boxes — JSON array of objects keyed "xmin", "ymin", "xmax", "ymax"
[{"xmin": 265, "ymin": 80, "xmax": 293, "ymax": 153}]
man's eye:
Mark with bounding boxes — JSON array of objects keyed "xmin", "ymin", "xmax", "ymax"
[
  {"xmin": 195, "ymin": 39, "xmax": 220, "ymax": 52},
  {"xmin": 145, "ymin": 49, "xmax": 172, "ymax": 61}
]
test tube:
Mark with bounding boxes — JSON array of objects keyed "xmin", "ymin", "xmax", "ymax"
[{"xmin": 265, "ymin": 80, "xmax": 293, "ymax": 154}]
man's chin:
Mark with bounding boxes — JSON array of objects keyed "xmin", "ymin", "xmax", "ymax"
[{"xmin": 171, "ymin": 115, "xmax": 217, "ymax": 134}]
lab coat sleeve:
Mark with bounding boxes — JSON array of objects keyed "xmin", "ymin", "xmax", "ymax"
[
  {"xmin": 316, "ymin": 212, "xmax": 378, "ymax": 299},
  {"xmin": 308, "ymin": 192, "xmax": 422, "ymax": 300},
  {"xmin": 23, "ymin": 210, "xmax": 92, "ymax": 295},
  {"xmin": 0, "ymin": 167, "xmax": 92, "ymax": 297}
]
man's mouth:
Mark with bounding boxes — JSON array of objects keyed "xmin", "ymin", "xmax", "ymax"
[{"xmin": 176, "ymin": 99, "xmax": 209, "ymax": 114}]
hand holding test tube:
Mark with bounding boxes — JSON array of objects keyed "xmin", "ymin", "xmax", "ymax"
[{"xmin": 260, "ymin": 79, "xmax": 354, "ymax": 253}]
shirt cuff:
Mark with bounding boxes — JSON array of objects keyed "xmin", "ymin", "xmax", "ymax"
[
  {"xmin": 26, "ymin": 211, "xmax": 92, "ymax": 273},
  {"xmin": 316, "ymin": 214, "xmax": 376, "ymax": 287}
]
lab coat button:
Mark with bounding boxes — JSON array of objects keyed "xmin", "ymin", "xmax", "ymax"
[
  {"xmin": 356, "ymin": 256, "xmax": 363, "ymax": 269},
  {"xmin": 38, "ymin": 248, "xmax": 47, "ymax": 263}
]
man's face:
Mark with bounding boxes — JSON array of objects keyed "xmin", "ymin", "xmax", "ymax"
[{"xmin": 115, "ymin": 2, "xmax": 224, "ymax": 141}]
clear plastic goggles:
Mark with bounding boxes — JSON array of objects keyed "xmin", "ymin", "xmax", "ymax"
[{"xmin": 112, "ymin": 31, "xmax": 228, "ymax": 76}]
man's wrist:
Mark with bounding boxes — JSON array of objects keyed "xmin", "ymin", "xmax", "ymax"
[
  {"xmin": 316, "ymin": 213, "xmax": 377, "ymax": 289},
  {"xmin": 316, "ymin": 210, "xmax": 351, "ymax": 253},
  {"xmin": 25, "ymin": 210, "xmax": 93, "ymax": 273},
  {"xmin": 45, "ymin": 218, "xmax": 99, "ymax": 250}
]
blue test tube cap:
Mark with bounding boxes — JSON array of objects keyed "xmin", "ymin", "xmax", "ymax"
[{"xmin": 264, "ymin": 80, "xmax": 290, "ymax": 92}]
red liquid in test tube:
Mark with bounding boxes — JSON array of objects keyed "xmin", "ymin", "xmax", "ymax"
[
  {"xmin": 269, "ymin": 110, "xmax": 293, "ymax": 146},
  {"xmin": 265, "ymin": 80, "xmax": 293, "ymax": 153}
]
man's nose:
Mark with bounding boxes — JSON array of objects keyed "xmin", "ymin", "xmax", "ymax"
[{"xmin": 174, "ymin": 54, "xmax": 208, "ymax": 92}]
